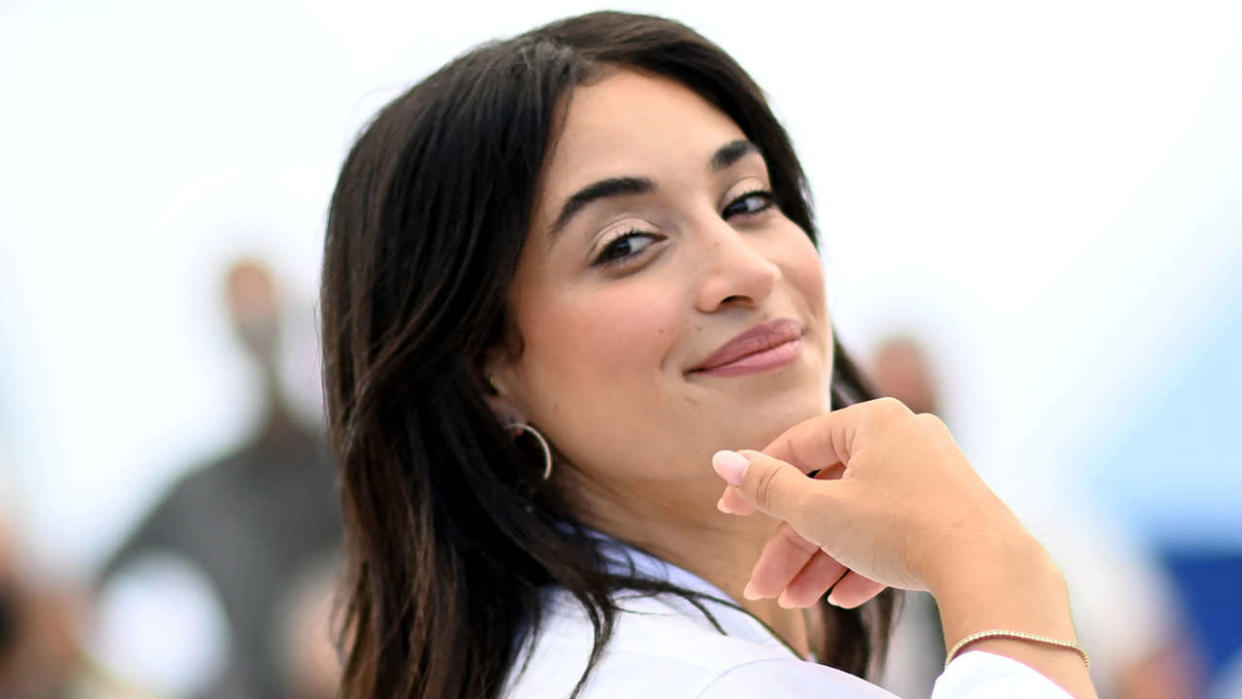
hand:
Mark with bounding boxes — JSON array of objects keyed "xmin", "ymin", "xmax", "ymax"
[{"xmin": 713, "ymin": 397, "xmax": 1030, "ymax": 608}]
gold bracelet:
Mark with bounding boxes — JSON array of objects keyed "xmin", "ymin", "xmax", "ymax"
[{"xmin": 945, "ymin": 629, "xmax": 1090, "ymax": 669}]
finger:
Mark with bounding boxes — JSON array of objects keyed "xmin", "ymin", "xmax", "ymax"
[
  {"xmin": 744, "ymin": 521, "xmax": 820, "ymax": 600},
  {"xmin": 722, "ymin": 466, "xmax": 838, "ymax": 515},
  {"xmin": 826, "ymin": 570, "xmax": 886, "ymax": 609},
  {"xmin": 762, "ymin": 398, "xmax": 912, "ymax": 474},
  {"xmin": 711, "ymin": 450, "xmax": 839, "ymax": 536},
  {"xmin": 761, "ymin": 409, "xmax": 854, "ymax": 474},
  {"xmin": 777, "ymin": 550, "xmax": 847, "ymax": 608},
  {"xmin": 717, "ymin": 484, "xmax": 756, "ymax": 515}
]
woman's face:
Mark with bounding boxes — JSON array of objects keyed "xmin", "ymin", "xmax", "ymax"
[{"xmin": 490, "ymin": 69, "xmax": 833, "ymax": 513}]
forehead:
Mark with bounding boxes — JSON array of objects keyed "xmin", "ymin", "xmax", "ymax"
[{"xmin": 537, "ymin": 69, "xmax": 747, "ymax": 201}]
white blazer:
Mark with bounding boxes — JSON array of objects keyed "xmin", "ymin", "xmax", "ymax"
[{"xmin": 503, "ymin": 537, "xmax": 1071, "ymax": 698}]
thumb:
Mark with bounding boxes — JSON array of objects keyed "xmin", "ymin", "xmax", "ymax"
[{"xmin": 711, "ymin": 449, "xmax": 837, "ymax": 531}]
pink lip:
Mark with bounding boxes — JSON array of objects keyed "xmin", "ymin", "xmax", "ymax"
[{"xmin": 689, "ymin": 318, "xmax": 804, "ymax": 377}]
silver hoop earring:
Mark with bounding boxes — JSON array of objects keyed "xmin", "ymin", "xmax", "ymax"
[{"xmin": 507, "ymin": 422, "xmax": 553, "ymax": 482}]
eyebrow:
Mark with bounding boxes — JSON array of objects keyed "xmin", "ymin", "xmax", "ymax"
[
  {"xmin": 709, "ymin": 139, "xmax": 759, "ymax": 172},
  {"xmin": 549, "ymin": 139, "xmax": 762, "ymax": 240},
  {"xmin": 550, "ymin": 176, "xmax": 654, "ymax": 237}
]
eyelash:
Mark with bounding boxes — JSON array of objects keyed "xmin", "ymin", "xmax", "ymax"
[
  {"xmin": 723, "ymin": 188, "xmax": 776, "ymax": 218},
  {"xmin": 590, "ymin": 189, "xmax": 777, "ymax": 268}
]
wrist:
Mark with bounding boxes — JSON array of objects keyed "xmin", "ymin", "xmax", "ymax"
[
  {"xmin": 929, "ymin": 531, "xmax": 1076, "ymax": 646},
  {"xmin": 924, "ymin": 525, "xmax": 1053, "ymax": 597}
]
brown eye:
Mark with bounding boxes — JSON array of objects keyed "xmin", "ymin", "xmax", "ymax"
[
  {"xmin": 723, "ymin": 189, "xmax": 775, "ymax": 219},
  {"xmin": 592, "ymin": 230, "xmax": 661, "ymax": 266}
]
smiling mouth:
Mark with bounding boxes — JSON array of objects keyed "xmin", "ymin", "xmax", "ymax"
[{"xmin": 689, "ymin": 318, "xmax": 804, "ymax": 377}]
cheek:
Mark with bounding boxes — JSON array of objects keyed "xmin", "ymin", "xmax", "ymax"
[
  {"xmin": 777, "ymin": 231, "xmax": 833, "ymax": 373},
  {"xmin": 535, "ymin": 284, "xmax": 675, "ymax": 368},
  {"xmin": 514, "ymin": 280, "xmax": 680, "ymax": 415},
  {"xmin": 510, "ymin": 280, "xmax": 687, "ymax": 475},
  {"xmin": 786, "ymin": 236, "xmax": 828, "ymax": 317},
  {"xmin": 768, "ymin": 227, "xmax": 829, "ymax": 339}
]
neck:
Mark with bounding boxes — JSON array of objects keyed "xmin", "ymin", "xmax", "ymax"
[
  {"xmin": 569, "ymin": 472, "xmax": 818, "ymax": 660},
  {"xmin": 255, "ymin": 365, "xmax": 304, "ymax": 446}
]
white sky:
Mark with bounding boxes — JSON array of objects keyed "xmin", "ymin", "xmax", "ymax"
[{"xmin": 2, "ymin": 0, "xmax": 1239, "ymax": 576}]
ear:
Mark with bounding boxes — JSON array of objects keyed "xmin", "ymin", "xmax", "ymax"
[{"xmin": 482, "ymin": 348, "xmax": 526, "ymax": 427}]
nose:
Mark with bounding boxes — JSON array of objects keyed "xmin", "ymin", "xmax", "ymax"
[{"xmin": 693, "ymin": 220, "xmax": 780, "ymax": 313}]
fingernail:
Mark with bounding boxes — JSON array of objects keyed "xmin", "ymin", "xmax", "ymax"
[
  {"xmin": 742, "ymin": 581, "xmax": 761, "ymax": 600},
  {"xmin": 777, "ymin": 591, "xmax": 794, "ymax": 608},
  {"xmin": 712, "ymin": 450, "xmax": 750, "ymax": 486},
  {"xmin": 716, "ymin": 497, "xmax": 730, "ymax": 513}
]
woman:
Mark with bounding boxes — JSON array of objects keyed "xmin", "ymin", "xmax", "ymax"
[{"xmin": 320, "ymin": 11, "xmax": 1094, "ymax": 698}]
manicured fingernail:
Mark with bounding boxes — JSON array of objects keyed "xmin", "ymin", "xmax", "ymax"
[
  {"xmin": 716, "ymin": 497, "xmax": 730, "ymax": 513},
  {"xmin": 777, "ymin": 591, "xmax": 794, "ymax": 608},
  {"xmin": 712, "ymin": 450, "xmax": 750, "ymax": 486},
  {"xmin": 743, "ymin": 581, "xmax": 761, "ymax": 600}
]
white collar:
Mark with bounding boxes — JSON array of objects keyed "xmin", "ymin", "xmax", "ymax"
[{"xmin": 589, "ymin": 530, "xmax": 809, "ymax": 660}]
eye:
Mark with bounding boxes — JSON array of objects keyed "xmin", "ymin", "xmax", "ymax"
[
  {"xmin": 591, "ymin": 230, "xmax": 662, "ymax": 267},
  {"xmin": 723, "ymin": 189, "xmax": 775, "ymax": 219}
]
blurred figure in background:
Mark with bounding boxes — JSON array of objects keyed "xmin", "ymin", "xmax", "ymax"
[
  {"xmin": 93, "ymin": 259, "xmax": 341, "ymax": 697},
  {"xmin": 868, "ymin": 337, "xmax": 939, "ymax": 416},
  {"xmin": 870, "ymin": 334, "xmax": 1201, "ymax": 699},
  {"xmin": 0, "ymin": 510, "xmax": 80, "ymax": 697},
  {"xmin": 278, "ymin": 558, "xmax": 344, "ymax": 699}
]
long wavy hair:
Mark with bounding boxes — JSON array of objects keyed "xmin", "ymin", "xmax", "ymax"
[{"xmin": 321, "ymin": 10, "xmax": 896, "ymax": 698}]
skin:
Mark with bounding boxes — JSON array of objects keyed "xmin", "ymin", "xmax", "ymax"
[{"xmin": 487, "ymin": 68, "xmax": 840, "ymax": 657}]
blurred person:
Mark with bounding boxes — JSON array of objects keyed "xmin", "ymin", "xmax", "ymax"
[
  {"xmin": 93, "ymin": 259, "xmax": 341, "ymax": 697},
  {"xmin": 0, "ymin": 509, "xmax": 81, "ymax": 697},
  {"xmin": 869, "ymin": 335, "xmax": 1201, "ymax": 698},
  {"xmin": 277, "ymin": 556, "xmax": 341, "ymax": 699},
  {"xmin": 868, "ymin": 337, "xmax": 939, "ymax": 415}
]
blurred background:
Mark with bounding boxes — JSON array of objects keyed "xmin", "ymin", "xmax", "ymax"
[{"xmin": 1, "ymin": 0, "xmax": 1238, "ymax": 696}]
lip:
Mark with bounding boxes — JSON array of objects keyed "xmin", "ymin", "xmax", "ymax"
[{"xmin": 689, "ymin": 318, "xmax": 804, "ymax": 376}]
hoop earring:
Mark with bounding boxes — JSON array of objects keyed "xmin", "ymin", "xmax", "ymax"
[{"xmin": 507, "ymin": 422, "xmax": 553, "ymax": 482}]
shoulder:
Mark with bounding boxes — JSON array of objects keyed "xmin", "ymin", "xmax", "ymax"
[{"xmin": 503, "ymin": 588, "xmax": 893, "ymax": 699}]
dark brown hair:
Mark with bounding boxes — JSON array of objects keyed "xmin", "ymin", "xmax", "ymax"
[{"xmin": 321, "ymin": 10, "xmax": 895, "ymax": 698}]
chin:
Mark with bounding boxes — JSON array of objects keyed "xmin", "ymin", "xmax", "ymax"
[{"xmin": 722, "ymin": 387, "xmax": 828, "ymax": 451}]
